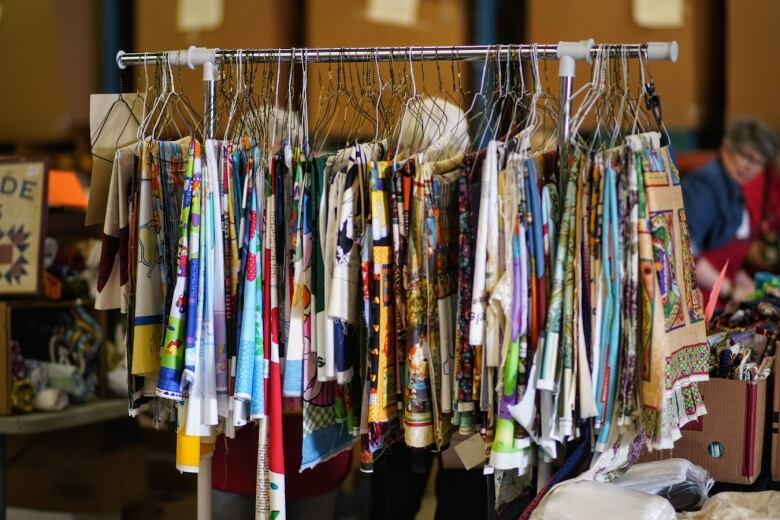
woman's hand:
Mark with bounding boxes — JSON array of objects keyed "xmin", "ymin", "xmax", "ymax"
[
  {"xmin": 724, "ymin": 270, "xmax": 756, "ymax": 312},
  {"xmin": 732, "ymin": 270, "xmax": 756, "ymax": 302}
]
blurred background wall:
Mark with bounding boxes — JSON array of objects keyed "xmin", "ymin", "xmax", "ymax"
[{"xmin": 0, "ymin": 0, "xmax": 778, "ymax": 160}]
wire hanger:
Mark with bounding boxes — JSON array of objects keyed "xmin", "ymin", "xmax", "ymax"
[{"xmin": 90, "ymin": 74, "xmax": 143, "ymax": 164}]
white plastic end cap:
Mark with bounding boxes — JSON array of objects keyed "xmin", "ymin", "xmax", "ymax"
[
  {"xmin": 669, "ymin": 41, "xmax": 679, "ymax": 63},
  {"xmin": 116, "ymin": 50, "xmax": 127, "ymax": 70},
  {"xmin": 646, "ymin": 41, "xmax": 679, "ymax": 62}
]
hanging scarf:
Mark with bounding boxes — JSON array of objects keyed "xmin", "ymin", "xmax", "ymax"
[
  {"xmin": 330, "ymin": 144, "xmax": 380, "ymax": 384},
  {"xmin": 301, "ymin": 155, "xmax": 355, "ymax": 471},
  {"xmin": 490, "ymin": 153, "xmax": 525, "ymax": 471},
  {"xmin": 266, "ymin": 150, "xmax": 286, "ymax": 519},
  {"xmin": 96, "ymin": 144, "xmax": 136, "ymax": 313},
  {"xmin": 366, "ymin": 160, "xmax": 401, "ymax": 453},
  {"xmin": 220, "ymin": 142, "xmax": 240, "ymax": 359},
  {"xmin": 125, "ymin": 146, "xmax": 148, "ymax": 415},
  {"xmin": 181, "ymin": 142, "xmax": 204, "ymax": 396},
  {"xmin": 557, "ymin": 150, "xmax": 581, "ymax": 439},
  {"xmin": 469, "ymin": 142, "xmax": 499, "ymax": 412},
  {"xmin": 157, "ymin": 140, "xmax": 196, "ymax": 399},
  {"xmin": 204, "ymin": 140, "xmax": 229, "ymax": 417},
  {"xmin": 285, "ymin": 154, "xmax": 310, "ymax": 399},
  {"xmin": 404, "ymin": 152, "xmax": 463, "ymax": 449},
  {"xmin": 235, "ymin": 159, "xmax": 261, "ymax": 413},
  {"xmin": 454, "ymin": 158, "xmax": 476, "ymax": 433},
  {"xmin": 595, "ymin": 154, "xmax": 622, "ymax": 453},
  {"xmin": 390, "ymin": 159, "xmax": 412, "ymax": 417},
  {"xmin": 131, "ymin": 142, "xmax": 171, "ymax": 383},
  {"xmin": 636, "ymin": 144, "xmax": 708, "ymax": 450}
]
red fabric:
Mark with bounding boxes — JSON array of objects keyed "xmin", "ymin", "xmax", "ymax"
[
  {"xmin": 743, "ymin": 167, "xmax": 780, "ymax": 234},
  {"xmin": 211, "ymin": 414, "xmax": 352, "ymax": 498}
]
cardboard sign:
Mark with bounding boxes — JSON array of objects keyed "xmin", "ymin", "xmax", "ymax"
[{"xmin": 0, "ymin": 159, "xmax": 47, "ymax": 295}]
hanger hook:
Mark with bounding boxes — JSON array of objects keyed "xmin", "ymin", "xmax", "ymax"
[{"xmin": 408, "ymin": 46, "xmax": 417, "ymax": 98}]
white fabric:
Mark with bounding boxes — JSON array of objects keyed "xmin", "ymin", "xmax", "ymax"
[{"xmin": 735, "ymin": 208, "xmax": 750, "ymax": 240}]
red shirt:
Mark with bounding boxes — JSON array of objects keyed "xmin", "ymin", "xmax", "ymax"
[{"xmin": 212, "ymin": 414, "xmax": 352, "ymax": 498}]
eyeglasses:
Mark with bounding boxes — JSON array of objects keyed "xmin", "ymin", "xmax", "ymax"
[{"xmin": 734, "ymin": 147, "xmax": 766, "ymax": 168}]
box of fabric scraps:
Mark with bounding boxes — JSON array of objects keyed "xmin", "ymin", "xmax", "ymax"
[
  {"xmin": 711, "ymin": 273, "xmax": 780, "ymax": 481},
  {"xmin": 641, "ymin": 326, "xmax": 773, "ymax": 484},
  {"xmin": 772, "ymin": 353, "xmax": 780, "ymax": 481}
]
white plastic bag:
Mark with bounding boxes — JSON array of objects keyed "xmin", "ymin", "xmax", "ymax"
[
  {"xmin": 530, "ymin": 481, "xmax": 676, "ymax": 520},
  {"xmin": 614, "ymin": 458, "xmax": 713, "ymax": 510}
]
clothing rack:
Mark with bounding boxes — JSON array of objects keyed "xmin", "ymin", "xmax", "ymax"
[
  {"xmin": 115, "ymin": 41, "xmax": 678, "ymax": 66},
  {"xmin": 114, "ymin": 40, "xmax": 679, "ymax": 520},
  {"xmin": 116, "ymin": 41, "xmax": 678, "ymax": 148}
]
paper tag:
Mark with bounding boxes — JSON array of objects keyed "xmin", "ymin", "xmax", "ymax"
[
  {"xmin": 632, "ymin": 0, "xmax": 684, "ymax": 28},
  {"xmin": 454, "ymin": 432, "xmax": 488, "ymax": 470},
  {"xmin": 177, "ymin": 0, "xmax": 224, "ymax": 32},
  {"xmin": 366, "ymin": 0, "xmax": 418, "ymax": 27}
]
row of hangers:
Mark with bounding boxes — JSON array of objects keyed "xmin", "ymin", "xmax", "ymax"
[{"xmin": 92, "ymin": 45, "xmax": 669, "ymax": 167}]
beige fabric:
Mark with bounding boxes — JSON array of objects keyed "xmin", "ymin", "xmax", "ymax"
[{"xmin": 678, "ymin": 491, "xmax": 780, "ymax": 520}]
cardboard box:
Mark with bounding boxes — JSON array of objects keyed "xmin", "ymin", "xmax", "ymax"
[
  {"xmin": 6, "ymin": 424, "xmax": 147, "ymax": 512},
  {"xmin": 641, "ymin": 378, "xmax": 766, "ymax": 484},
  {"xmin": 771, "ymin": 355, "xmax": 780, "ymax": 481}
]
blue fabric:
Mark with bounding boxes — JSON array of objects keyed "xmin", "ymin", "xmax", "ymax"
[
  {"xmin": 681, "ymin": 159, "xmax": 744, "ymax": 253},
  {"xmin": 300, "ymin": 422, "xmax": 354, "ymax": 471},
  {"xmin": 235, "ymin": 185, "xmax": 258, "ymax": 403}
]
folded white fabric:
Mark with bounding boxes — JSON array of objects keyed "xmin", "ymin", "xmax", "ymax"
[{"xmin": 530, "ymin": 481, "xmax": 676, "ymax": 520}]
